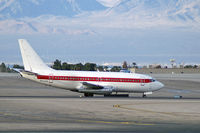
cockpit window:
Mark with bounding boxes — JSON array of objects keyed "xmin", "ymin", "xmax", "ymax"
[{"xmin": 150, "ymin": 79, "xmax": 156, "ymax": 82}]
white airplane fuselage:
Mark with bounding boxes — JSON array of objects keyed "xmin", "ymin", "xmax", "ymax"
[
  {"xmin": 18, "ymin": 39, "xmax": 164, "ymax": 96},
  {"xmin": 22, "ymin": 70, "xmax": 163, "ymax": 93}
]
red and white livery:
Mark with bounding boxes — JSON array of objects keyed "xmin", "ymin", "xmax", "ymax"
[{"xmin": 18, "ymin": 39, "xmax": 164, "ymax": 97}]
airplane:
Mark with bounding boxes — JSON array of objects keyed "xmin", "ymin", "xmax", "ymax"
[{"xmin": 18, "ymin": 39, "xmax": 164, "ymax": 97}]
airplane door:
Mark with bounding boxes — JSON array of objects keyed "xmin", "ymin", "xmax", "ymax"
[
  {"xmin": 49, "ymin": 74, "xmax": 53, "ymax": 83},
  {"xmin": 140, "ymin": 79, "xmax": 145, "ymax": 86}
]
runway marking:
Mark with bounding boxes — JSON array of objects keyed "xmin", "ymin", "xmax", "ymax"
[
  {"xmin": 76, "ymin": 120, "xmax": 154, "ymax": 126},
  {"xmin": 114, "ymin": 104, "xmax": 177, "ymax": 116},
  {"xmin": 0, "ymin": 111, "xmax": 154, "ymax": 126},
  {"xmin": 113, "ymin": 101, "xmax": 200, "ymax": 117}
]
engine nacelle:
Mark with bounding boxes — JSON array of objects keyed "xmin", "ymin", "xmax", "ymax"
[{"xmin": 78, "ymin": 86, "xmax": 114, "ymax": 94}]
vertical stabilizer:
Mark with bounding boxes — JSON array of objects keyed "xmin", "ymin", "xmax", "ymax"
[{"xmin": 18, "ymin": 39, "xmax": 53, "ymax": 73}]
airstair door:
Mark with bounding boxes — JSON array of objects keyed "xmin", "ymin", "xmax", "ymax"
[
  {"xmin": 49, "ymin": 74, "xmax": 53, "ymax": 83},
  {"xmin": 140, "ymin": 79, "xmax": 145, "ymax": 87}
]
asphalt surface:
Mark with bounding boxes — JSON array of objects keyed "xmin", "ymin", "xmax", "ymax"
[{"xmin": 0, "ymin": 73, "xmax": 200, "ymax": 132}]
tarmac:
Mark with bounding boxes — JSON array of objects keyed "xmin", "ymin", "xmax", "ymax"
[{"xmin": 0, "ymin": 73, "xmax": 200, "ymax": 132}]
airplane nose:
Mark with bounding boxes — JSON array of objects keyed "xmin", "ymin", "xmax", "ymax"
[
  {"xmin": 151, "ymin": 81, "xmax": 164, "ymax": 91},
  {"xmin": 159, "ymin": 82, "xmax": 164, "ymax": 88},
  {"xmin": 157, "ymin": 81, "xmax": 164, "ymax": 90}
]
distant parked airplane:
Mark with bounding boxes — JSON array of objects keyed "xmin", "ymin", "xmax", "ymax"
[{"xmin": 18, "ymin": 39, "xmax": 164, "ymax": 97}]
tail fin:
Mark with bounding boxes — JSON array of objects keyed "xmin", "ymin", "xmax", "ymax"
[{"xmin": 18, "ymin": 39, "xmax": 53, "ymax": 73}]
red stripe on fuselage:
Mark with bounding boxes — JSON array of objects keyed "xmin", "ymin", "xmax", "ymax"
[{"xmin": 37, "ymin": 75, "xmax": 152, "ymax": 83}]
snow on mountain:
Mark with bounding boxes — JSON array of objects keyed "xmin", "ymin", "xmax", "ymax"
[
  {"xmin": 0, "ymin": 0, "xmax": 199, "ymax": 34},
  {"xmin": 106, "ymin": 0, "xmax": 200, "ymax": 23},
  {"xmin": 87, "ymin": 0, "xmax": 200, "ymax": 29},
  {"xmin": 0, "ymin": 0, "xmax": 107, "ymax": 34},
  {"xmin": 0, "ymin": 0, "xmax": 106, "ymax": 19}
]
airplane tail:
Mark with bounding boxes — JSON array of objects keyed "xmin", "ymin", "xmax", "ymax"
[{"xmin": 18, "ymin": 39, "xmax": 53, "ymax": 74}]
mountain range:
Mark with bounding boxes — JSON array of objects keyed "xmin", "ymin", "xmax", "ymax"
[
  {"xmin": 0, "ymin": 0, "xmax": 199, "ymax": 34},
  {"xmin": 0, "ymin": 0, "xmax": 106, "ymax": 19},
  {"xmin": 108, "ymin": 0, "xmax": 200, "ymax": 21}
]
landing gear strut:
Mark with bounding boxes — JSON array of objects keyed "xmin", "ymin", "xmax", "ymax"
[
  {"xmin": 84, "ymin": 93, "xmax": 94, "ymax": 97},
  {"xmin": 143, "ymin": 94, "xmax": 147, "ymax": 98}
]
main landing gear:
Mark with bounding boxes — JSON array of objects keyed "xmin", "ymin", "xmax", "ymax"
[
  {"xmin": 84, "ymin": 93, "xmax": 94, "ymax": 97},
  {"xmin": 142, "ymin": 93, "xmax": 147, "ymax": 98},
  {"xmin": 104, "ymin": 94, "xmax": 129, "ymax": 97}
]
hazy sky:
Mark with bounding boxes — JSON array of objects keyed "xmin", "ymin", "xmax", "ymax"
[{"xmin": 0, "ymin": 0, "xmax": 200, "ymax": 65}]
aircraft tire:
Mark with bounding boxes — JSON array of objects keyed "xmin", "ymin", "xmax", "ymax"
[
  {"xmin": 142, "ymin": 94, "xmax": 147, "ymax": 98},
  {"xmin": 84, "ymin": 93, "xmax": 94, "ymax": 97}
]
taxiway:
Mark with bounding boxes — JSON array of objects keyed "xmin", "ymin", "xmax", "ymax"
[{"xmin": 0, "ymin": 73, "xmax": 200, "ymax": 132}]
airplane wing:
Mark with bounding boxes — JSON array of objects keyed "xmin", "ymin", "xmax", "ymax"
[
  {"xmin": 82, "ymin": 82, "xmax": 104, "ymax": 89},
  {"xmin": 78, "ymin": 82, "xmax": 114, "ymax": 95},
  {"xmin": 12, "ymin": 68, "xmax": 36, "ymax": 75}
]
